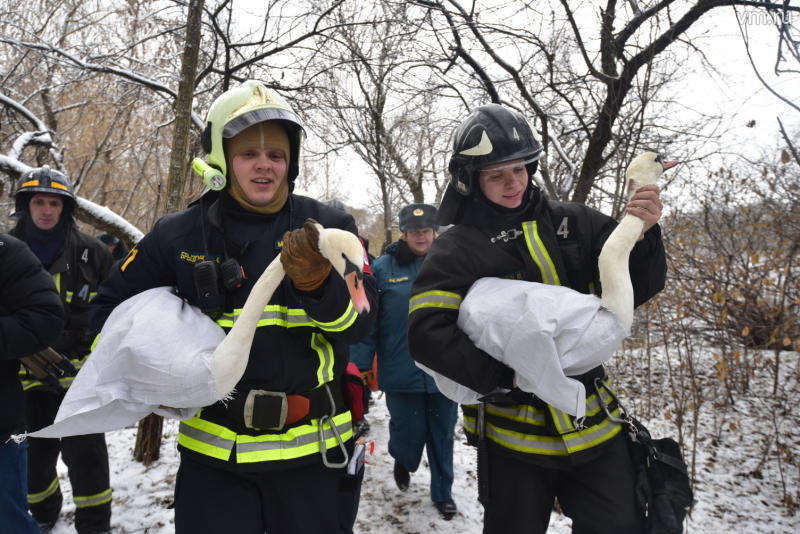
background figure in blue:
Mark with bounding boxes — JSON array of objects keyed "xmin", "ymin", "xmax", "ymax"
[
  {"xmin": 96, "ymin": 233, "xmax": 128, "ymax": 262},
  {"xmin": 0, "ymin": 232, "xmax": 65, "ymax": 534},
  {"xmin": 350, "ymin": 203, "xmax": 459, "ymax": 521}
]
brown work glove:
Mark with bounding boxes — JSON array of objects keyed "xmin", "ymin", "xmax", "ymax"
[{"xmin": 280, "ymin": 219, "xmax": 332, "ymax": 292}]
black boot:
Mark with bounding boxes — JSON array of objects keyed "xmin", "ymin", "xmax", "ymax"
[
  {"xmin": 393, "ymin": 461, "xmax": 410, "ymax": 491},
  {"xmin": 434, "ymin": 500, "xmax": 458, "ymax": 520}
]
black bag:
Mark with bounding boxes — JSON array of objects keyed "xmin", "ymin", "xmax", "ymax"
[
  {"xmin": 624, "ymin": 417, "xmax": 694, "ymax": 534},
  {"xmin": 594, "ymin": 379, "xmax": 694, "ymax": 534}
]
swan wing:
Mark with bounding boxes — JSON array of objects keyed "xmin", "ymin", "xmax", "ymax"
[{"xmin": 28, "ymin": 287, "xmax": 225, "ymax": 438}]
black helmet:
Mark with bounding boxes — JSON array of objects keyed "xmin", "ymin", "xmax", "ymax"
[
  {"xmin": 447, "ymin": 104, "xmax": 543, "ymax": 196},
  {"xmin": 14, "ymin": 165, "xmax": 76, "ymax": 215}
]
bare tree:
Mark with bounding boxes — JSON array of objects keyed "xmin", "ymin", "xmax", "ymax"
[
  {"xmin": 304, "ymin": 0, "xmax": 452, "ymax": 249},
  {"xmin": 413, "ymin": 0, "xmax": 800, "ymax": 206}
]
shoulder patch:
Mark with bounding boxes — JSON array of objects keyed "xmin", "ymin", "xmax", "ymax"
[
  {"xmin": 177, "ymin": 250, "xmax": 220, "ymax": 264},
  {"xmin": 120, "ymin": 248, "xmax": 138, "ymax": 272}
]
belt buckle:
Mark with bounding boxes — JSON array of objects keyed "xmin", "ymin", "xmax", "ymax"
[{"xmin": 244, "ymin": 390, "xmax": 287, "ymax": 430}]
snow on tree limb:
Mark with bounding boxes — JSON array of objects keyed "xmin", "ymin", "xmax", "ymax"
[
  {"xmin": 0, "ymin": 38, "xmax": 204, "ymax": 130},
  {"xmin": 75, "ymin": 197, "xmax": 144, "ymax": 247},
  {"xmin": 0, "ymin": 155, "xmax": 33, "ymax": 177}
]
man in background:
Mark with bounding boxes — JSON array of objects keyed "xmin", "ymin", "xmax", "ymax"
[{"xmin": 11, "ymin": 166, "xmax": 113, "ymax": 534}]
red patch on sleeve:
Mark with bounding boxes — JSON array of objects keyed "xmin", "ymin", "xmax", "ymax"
[{"xmin": 359, "ymin": 237, "xmax": 372, "ymax": 275}]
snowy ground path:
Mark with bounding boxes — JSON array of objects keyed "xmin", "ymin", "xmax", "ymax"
[{"xmin": 44, "ymin": 378, "xmax": 797, "ymax": 533}]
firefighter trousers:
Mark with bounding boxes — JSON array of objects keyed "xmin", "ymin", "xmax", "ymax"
[
  {"xmin": 25, "ymin": 388, "xmax": 112, "ymax": 533},
  {"xmin": 482, "ymin": 433, "xmax": 644, "ymax": 534},
  {"xmin": 174, "ymin": 451, "xmax": 363, "ymax": 534}
]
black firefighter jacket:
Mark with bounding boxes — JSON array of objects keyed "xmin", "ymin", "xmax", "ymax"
[
  {"xmin": 90, "ymin": 191, "xmax": 378, "ymax": 472},
  {"xmin": 12, "ymin": 224, "xmax": 113, "ymax": 389},
  {"xmin": 407, "ymin": 189, "xmax": 666, "ymax": 466},
  {"xmin": 0, "ymin": 233, "xmax": 65, "ymax": 438}
]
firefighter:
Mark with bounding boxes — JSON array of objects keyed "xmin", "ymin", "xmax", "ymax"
[
  {"xmin": 407, "ymin": 104, "xmax": 666, "ymax": 534},
  {"xmin": 11, "ymin": 167, "xmax": 114, "ymax": 534},
  {"xmin": 0, "ymin": 233, "xmax": 65, "ymax": 534},
  {"xmin": 350, "ymin": 203, "xmax": 459, "ymax": 520},
  {"xmin": 89, "ymin": 80, "xmax": 378, "ymax": 533}
]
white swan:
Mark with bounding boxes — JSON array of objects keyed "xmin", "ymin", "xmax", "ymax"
[
  {"xmin": 598, "ymin": 152, "xmax": 677, "ymax": 331},
  {"xmin": 419, "ymin": 152, "xmax": 677, "ymax": 416},
  {"xmin": 26, "ymin": 219, "xmax": 370, "ymax": 439},
  {"xmin": 212, "ymin": 219, "xmax": 371, "ymax": 397}
]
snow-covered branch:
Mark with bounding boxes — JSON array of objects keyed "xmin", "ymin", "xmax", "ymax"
[
  {"xmin": 75, "ymin": 197, "xmax": 144, "ymax": 247},
  {"xmin": 0, "ymin": 38, "xmax": 204, "ymax": 130}
]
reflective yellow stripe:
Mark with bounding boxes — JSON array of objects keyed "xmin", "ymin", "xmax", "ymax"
[
  {"xmin": 563, "ymin": 415, "xmax": 623, "ymax": 454},
  {"xmin": 522, "ymin": 221, "xmax": 560, "ymax": 286},
  {"xmin": 91, "ymin": 334, "xmax": 100, "ymax": 351},
  {"xmin": 483, "ymin": 403, "xmax": 546, "ymax": 426},
  {"xmin": 50, "ymin": 181, "xmax": 69, "ymax": 191},
  {"xmin": 310, "ymin": 301, "xmax": 358, "ymax": 332},
  {"xmin": 178, "ymin": 412, "xmax": 237, "ymax": 461},
  {"xmin": 236, "ymin": 412, "xmax": 353, "ymax": 463},
  {"xmin": 216, "ymin": 303, "xmax": 356, "ymax": 333},
  {"xmin": 408, "ymin": 290, "xmax": 462, "ymax": 315},
  {"xmin": 21, "ymin": 179, "xmax": 40, "ymax": 188},
  {"xmin": 28, "ymin": 477, "xmax": 59, "ymax": 504},
  {"xmin": 311, "ymin": 333, "xmax": 334, "ymax": 385},
  {"xmin": 53, "ymin": 272, "xmax": 61, "ymax": 295},
  {"xmin": 65, "ymin": 291, "xmax": 73, "ymax": 303},
  {"xmin": 74, "ymin": 488, "xmax": 112, "ymax": 508},
  {"xmin": 464, "ymin": 410, "xmax": 622, "ymax": 456},
  {"xmin": 549, "ymin": 405, "xmax": 576, "ymax": 434},
  {"xmin": 179, "ymin": 411, "xmax": 353, "ymax": 464},
  {"xmin": 20, "ymin": 354, "xmax": 87, "ymax": 390}
]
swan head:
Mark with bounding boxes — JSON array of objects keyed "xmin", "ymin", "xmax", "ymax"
[
  {"xmin": 625, "ymin": 152, "xmax": 679, "ymax": 193},
  {"xmin": 304, "ymin": 219, "xmax": 371, "ymax": 314}
]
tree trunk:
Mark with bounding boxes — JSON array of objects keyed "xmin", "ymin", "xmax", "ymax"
[
  {"xmin": 134, "ymin": 0, "xmax": 205, "ymax": 465},
  {"xmin": 133, "ymin": 413, "xmax": 164, "ymax": 465}
]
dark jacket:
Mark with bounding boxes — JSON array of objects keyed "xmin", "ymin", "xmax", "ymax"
[
  {"xmin": 350, "ymin": 240, "xmax": 439, "ymax": 393},
  {"xmin": 407, "ymin": 189, "xmax": 666, "ymax": 466},
  {"xmin": 90, "ymin": 191, "xmax": 378, "ymax": 472},
  {"xmin": 12, "ymin": 221, "xmax": 113, "ymax": 387},
  {"xmin": 0, "ymin": 233, "xmax": 65, "ymax": 438}
]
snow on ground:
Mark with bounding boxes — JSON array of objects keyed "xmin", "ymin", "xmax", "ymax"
[{"xmin": 45, "ymin": 354, "xmax": 798, "ymax": 533}]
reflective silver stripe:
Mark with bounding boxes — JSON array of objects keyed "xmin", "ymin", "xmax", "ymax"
[
  {"xmin": 486, "ymin": 422, "xmax": 568, "ymax": 454},
  {"xmin": 408, "ymin": 291, "xmax": 462, "ymax": 314},
  {"xmin": 217, "ymin": 306, "xmax": 314, "ymax": 328},
  {"xmin": 522, "ymin": 221, "xmax": 560, "ymax": 286},
  {"xmin": 179, "ymin": 421, "xmax": 236, "ymax": 452},
  {"xmin": 236, "ymin": 417, "xmax": 352, "ymax": 454},
  {"xmin": 28, "ymin": 477, "xmax": 59, "ymax": 504},
  {"xmin": 74, "ymin": 488, "xmax": 112, "ymax": 508},
  {"xmin": 486, "ymin": 403, "xmax": 546, "ymax": 425},
  {"xmin": 311, "ymin": 302, "xmax": 358, "ymax": 332},
  {"xmin": 217, "ymin": 304, "xmax": 356, "ymax": 332},
  {"xmin": 549, "ymin": 405, "xmax": 576, "ymax": 435},
  {"xmin": 312, "ymin": 333, "xmax": 334, "ymax": 385},
  {"xmin": 484, "ymin": 417, "xmax": 622, "ymax": 455}
]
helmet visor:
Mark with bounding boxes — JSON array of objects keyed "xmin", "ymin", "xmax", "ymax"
[
  {"xmin": 477, "ymin": 155, "xmax": 540, "ymax": 174},
  {"xmin": 223, "ymin": 108, "xmax": 304, "ymax": 139}
]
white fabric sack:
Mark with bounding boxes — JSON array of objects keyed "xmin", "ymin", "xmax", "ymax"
[
  {"xmin": 419, "ymin": 278, "xmax": 626, "ymax": 418},
  {"xmin": 28, "ymin": 287, "xmax": 226, "ymax": 438}
]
